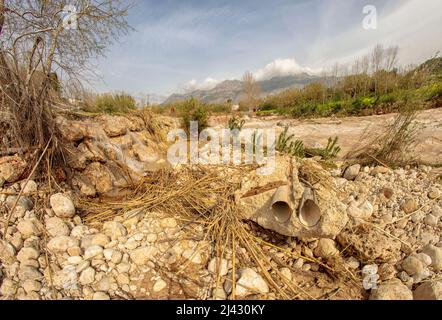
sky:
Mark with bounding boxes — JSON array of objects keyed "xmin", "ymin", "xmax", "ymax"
[{"xmin": 93, "ymin": 0, "xmax": 442, "ymax": 102}]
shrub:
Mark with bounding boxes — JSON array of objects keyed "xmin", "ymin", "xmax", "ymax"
[
  {"xmin": 422, "ymin": 82, "xmax": 442, "ymax": 100},
  {"xmin": 276, "ymin": 126, "xmax": 305, "ymax": 158},
  {"xmin": 208, "ymin": 103, "xmax": 230, "ymax": 113},
  {"xmin": 306, "ymin": 137, "xmax": 341, "ymax": 160},
  {"xmin": 256, "ymin": 109, "xmax": 277, "ymax": 116},
  {"xmin": 179, "ymin": 98, "xmax": 209, "ymax": 134},
  {"xmin": 378, "ymin": 93, "xmax": 397, "ymax": 105},
  {"xmin": 258, "ymin": 102, "xmax": 276, "ymax": 112},
  {"xmin": 85, "ymin": 92, "xmax": 136, "ymax": 114},
  {"xmin": 228, "ymin": 115, "xmax": 245, "ymax": 131},
  {"xmin": 348, "ymin": 102, "xmax": 421, "ymax": 166}
]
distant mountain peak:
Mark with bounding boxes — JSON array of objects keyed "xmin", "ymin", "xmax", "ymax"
[{"xmin": 163, "ymin": 73, "xmax": 321, "ymax": 105}]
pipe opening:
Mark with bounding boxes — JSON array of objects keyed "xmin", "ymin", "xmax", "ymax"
[
  {"xmin": 272, "ymin": 201, "xmax": 292, "ymax": 223},
  {"xmin": 299, "ymin": 199, "xmax": 322, "ymax": 227}
]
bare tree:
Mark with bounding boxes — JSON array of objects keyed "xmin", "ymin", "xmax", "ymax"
[
  {"xmin": 242, "ymin": 71, "xmax": 261, "ymax": 113},
  {"xmin": 384, "ymin": 46, "xmax": 399, "ymax": 71},
  {"xmin": 0, "ymin": 0, "xmax": 131, "ymax": 168},
  {"xmin": 371, "ymin": 44, "xmax": 384, "ymax": 73}
]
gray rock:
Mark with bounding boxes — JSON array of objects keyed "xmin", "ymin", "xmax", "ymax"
[
  {"xmin": 0, "ymin": 240, "xmax": 16, "ymax": 265},
  {"xmin": 372, "ymin": 166, "xmax": 390, "ymax": 175},
  {"xmin": 212, "ymin": 287, "xmax": 227, "ymax": 300},
  {"xmin": 402, "ymin": 256, "xmax": 425, "ymax": 276},
  {"xmin": 314, "ymin": 238, "xmax": 339, "ymax": 259},
  {"xmin": 92, "ymin": 292, "xmax": 110, "ymax": 300},
  {"xmin": 45, "ymin": 217, "xmax": 70, "ymax": 237},
  {"xmin": 428, "ymin": 188, "xmax": 440, "ymax": 200},
  {"xmin": 432, "ymin": 205, "xmax": 442, "ymax": 218},
  {"xmin": 424, "ymin": 214, "xmax": 439, "ymax": 227},
  {"xmin": 102, "ymin": 221, "xmax": 127, "ymax": 240},
  {"xmin": 401, "ymin": 199, "xmax": 418, "ymax": 214},
  {"xmin": 21, "ymin": 180, "xmax": 38, "ymax": 195},
  {"xmin": 70, "ymin": 225, "xmax": 89, "ymax": 239},
  {"xmin": 84, "ymin": 245, "xmax": 104, "ymax": 260},
  {"xmin": 0, "ymin": 155, "xmax": 26, "ymax": 183},
  {"xmin": 0, "ymin": 279, "xmax": 18, "ymax": 297},
  {"xmin": 17, "ymin": 247, "xmax": 40, "ymax": 263},
  {"xmin": 50, "ymin": 193, "xmax": 76, "ymax": 218},
  {"xmin": 6, "ymin": 195, "xmax": 34, "ymax": 211},
  {"xmin": 79, "ymin": 267, "xmax": 96, "ymax": 285},
  {"xmin": 415, "ymin": 253, "xmax": 432, "ymax": 266},
  {"xmin": 369, "ymin": 279, "xmax": 413, "ymax": 300},
  {"xmin": 47, "ymin": 236, "xmax": 80, "ymax": 253},
  {"xmin": 81, "ymin": 234, "xmax": 110, "ymax": 249},
  {"xmin": 17, "ymin": 220, "xmax": 42, "ymax": 239},
  {"xmin": 413, "ymin": 281, "xmax": 442, "ymax": 300},
  {"xmin": 208, "ymin": 258, "xmax": 229, "ymax": 276},
  {"xmin": 421, "ymin": 245, "xmax": 442, "ymax": 271},
  {"xmin": 103, "ymin": 249, "xmax": 123, "ymax": 264},
  {"xmin": 235, "ymin": 268, "xmax": 269, "ymax": 297},
  {"xmin": 18, "ymin": 266, "xmax": 43, "ymax": 281},
  {"xmin": 130, "ymin": 246, "xmax": 157, "ymax": 265},
  {"xmin": 344, "ymin": 164, "xmax": 361, "ymax": 180},
  {"xmin": 22, "ymin": 279, "xmax": 42, "ymax": 293},
  {"xmin": 153, "ymin": 279, "xmax": 167, "ymax": 292}
]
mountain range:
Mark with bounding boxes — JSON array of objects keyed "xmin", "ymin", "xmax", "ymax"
[{"xmin": 162, "ymin": 73, "xmax": 322, "ymax": 105}]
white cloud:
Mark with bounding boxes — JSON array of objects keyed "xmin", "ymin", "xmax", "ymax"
[
  {"xmin": 183, "ymin": 77, "xmax": 220, "ymax": 92},
  {"xmin": 309, "ymin": 0, "xmax": 442, "ymax": 68},
  {"xmin": 254, "ymin": 58, "xmax": 322, "ymax": 80}
]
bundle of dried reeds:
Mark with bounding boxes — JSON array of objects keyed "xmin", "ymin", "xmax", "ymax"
[{"xmin": 79, "ymin": 165, "xmax": 360, "ymax": 300}]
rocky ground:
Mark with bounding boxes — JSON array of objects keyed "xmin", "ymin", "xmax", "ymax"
[
  {"xmin": 0, "ymin": 161, "xmax": 440, "ymax": 300},
  {"xmin": 0, "ymin": 112, "xmax": 441, "ymax": 300}
]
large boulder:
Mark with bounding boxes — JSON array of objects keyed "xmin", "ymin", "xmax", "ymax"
[
  {"xmin": 101, "ymin": 115, "xmax": 131, "ymax": 137},
  {"xmin": 56, "ymin": 116, "xmax": 85, "ymax": 142}
]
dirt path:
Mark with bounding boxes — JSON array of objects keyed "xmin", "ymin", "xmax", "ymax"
[{"xmin": 210, "ymin": 108, "xmax": 442, "ymax": 165}]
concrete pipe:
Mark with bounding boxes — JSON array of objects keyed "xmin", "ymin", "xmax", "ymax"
[
  {"xmin": 299, "ymin": 188, "xmax": 322, "ymax": 227},
  {"xmin": 271, "ymin": 185, "xmax": 293, "ymax": 223}
]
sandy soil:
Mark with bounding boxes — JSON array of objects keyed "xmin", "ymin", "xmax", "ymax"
[{"xmin": 209, "ymin": 108, "xmax": 442, "ymax": 165}]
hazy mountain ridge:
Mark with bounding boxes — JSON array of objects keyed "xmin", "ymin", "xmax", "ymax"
[{"xmin": 163, "ymin": 73, "xmax": 321, "ymax": 104}]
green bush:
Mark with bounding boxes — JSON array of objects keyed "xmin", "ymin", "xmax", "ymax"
[
  {"xmin": 207, "ymin": 103, "xmax": 230, "ymax": 113},
  {"xmin": 228, "ymin": 115, "xmax": 245, "ymax": 131},
  {"xmin": 422, "ymin": 82, "xmax": 442, "ymax": 100},
  {"xmin": 258, "ymin": 102, "xmax": 276, "ymax": 112},
  {"xmin": 378, "ymin": 93, "xmax": 397, "ymax": 105},
  {"xmin": 87, "ymin": 92, "xmax": 137, "ymax": 114},
  {"xmin": 276, "ymin": 126, "xmax": 305, "ymax": 158},
  {"xmin": 179, "ymin": 98, "xmax": 210, "ymax": 134},
  {"xmin": 256, "ymin": 109, "xmax": 277, "ymax": 116},
  {"xmin": 306, "ymin": 137, "xmax": 341, "ymax": 160},
  {"xmin": 350, "ymin": 96, "xmax": 376, "ymax": 114}
]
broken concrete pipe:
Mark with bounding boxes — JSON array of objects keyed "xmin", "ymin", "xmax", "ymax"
[
  {"xmin": 270, "ymin": 185, "xmax": 293, "ymax": 223},
  {"xmin": 298, "ymin": 188, "xmax": 322, "ymax": 227}
]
